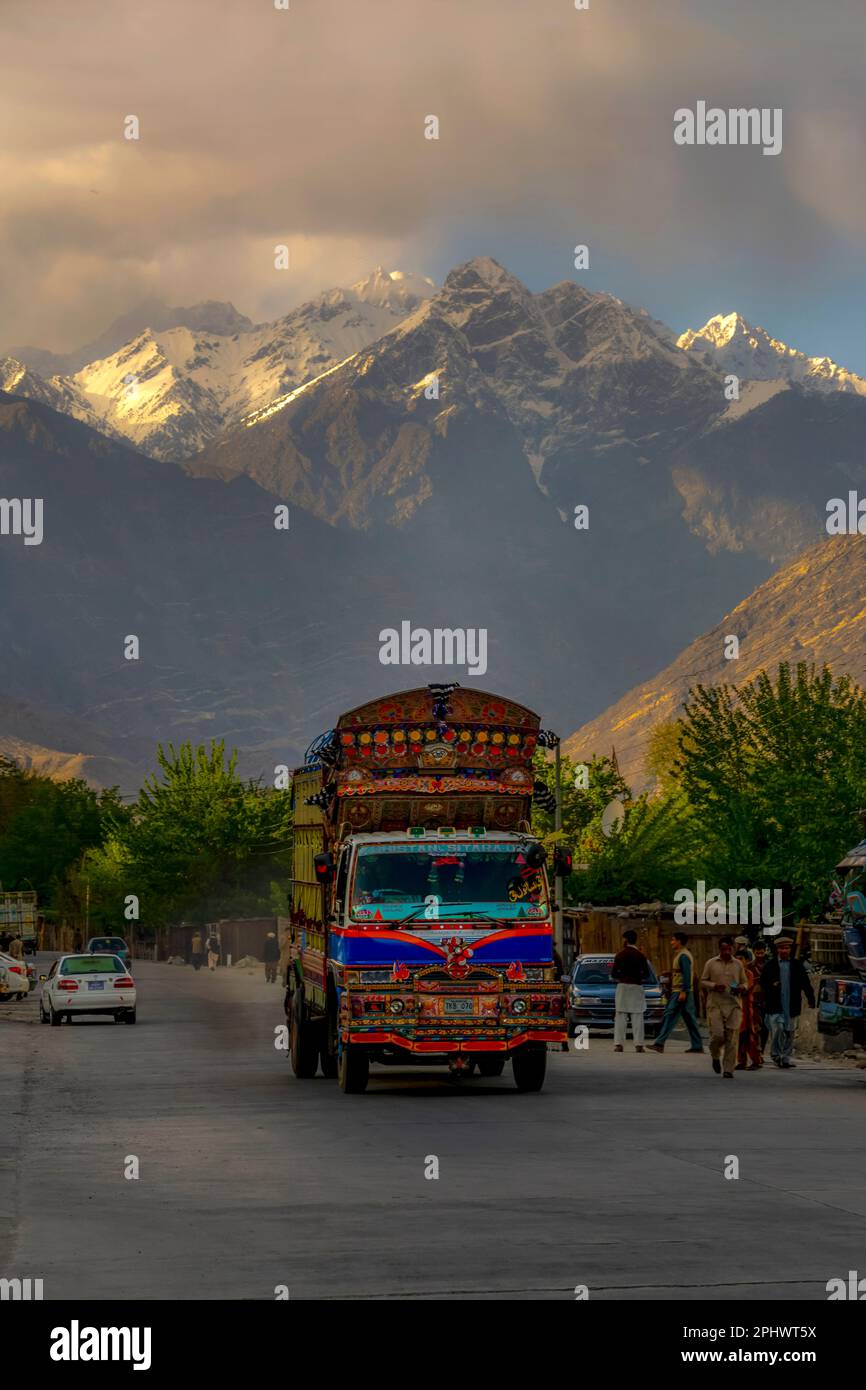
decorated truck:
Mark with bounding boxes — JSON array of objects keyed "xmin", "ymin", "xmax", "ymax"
[
  {"xmin": 818, "ymin": 838, "xmax": 866, "ymax": 1043},
  {"xmin": 0, "ymin": 890, "xmax": 38, "ymax": 955},
  {"xmin": 285, "ymin": 685, "xmax": 569, "ymax": 1094}
]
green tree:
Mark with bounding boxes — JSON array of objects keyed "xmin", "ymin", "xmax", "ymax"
[
  {"xmin": 677, "ymin": 662, "xmax": 866, "ymax": 917},
  {"xmin": 645, "ymin": 720, "xmax": 685, "ymax": 796},
  {"xmin": 531, "ymin": 747, "xmax": 629, "ymax": 850},
  {"xmin": 0, "ymin": 758, "xmax": 124, "ymax": 911},
  {"xmin": 574, "ymin": 791, "xmax": 694, "ymax": 905},
  {"xmin": 114, "ymin": 741, "xmax": 293, "ymax": 927}
]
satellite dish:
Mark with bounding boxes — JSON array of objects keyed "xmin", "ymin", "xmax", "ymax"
[{"xmin": 601, "ymin": 798, "xmax": 626, "ymax": 838}]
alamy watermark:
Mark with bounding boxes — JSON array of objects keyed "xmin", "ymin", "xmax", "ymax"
[
  {"xmin": 826, "ymin": 492, "xmax": 866, "ymax": 534},
  {"xmin": 0, "ymin": 498, "xmax": 43, "ymax": 545},
  {"xmin": 50, "ymin": 1321, "xmax": 151, "ymax": 1370},
  {"xmin": 379, "ymin": 622, "xmax": 487, "ymax": 677},
  {"xmin": 1, "ymin": 1276, "xmax": 43, "ymax": 1299},
  {"xmin": 674, "ymin": 882, "xmax": 783, "ymax": 935},
  {"xmin": 674, "ymin": 102, "xmax": 782, "ymax": 156}
]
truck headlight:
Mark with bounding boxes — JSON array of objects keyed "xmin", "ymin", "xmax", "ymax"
[
  {"xmin": 389, "ymin": 999, "xmax": 405, "ymax": 1015},
  {"xmin": 511, "ymin": 997, "xmax": 527, "ymax": 1015}
]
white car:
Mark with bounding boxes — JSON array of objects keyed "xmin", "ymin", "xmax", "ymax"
[
  {"xmin": 39, "ymin": 953, "xmax": 137, "ymax": 1025},
  {"xmin": 0, "ymin": 950, "xmax": 31, "ymax": 1000}
]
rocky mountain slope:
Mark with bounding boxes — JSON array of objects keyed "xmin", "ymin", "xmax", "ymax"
[
  {"xmin": 0, "ymin": 270, "xmax": 434, "ymax": 460},
  {"xmin": 4, "ymin": 258, "xmax": 866, "ymax": 793},
  {"xmin": 564, "ymin": 533, "xmax": 866, "ymax": 791},
  {"xmin": 2, "ymin": 387, "xmax": 680, "ymax": 792},
  {"xmin": 190, "ymin": 258, "xmax": 866, "ymax": 575}
]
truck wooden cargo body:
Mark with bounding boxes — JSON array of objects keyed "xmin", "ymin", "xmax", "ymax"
[{"xmin": 285, "ymin": 686, "xmax": 567, "ymax": 1093}]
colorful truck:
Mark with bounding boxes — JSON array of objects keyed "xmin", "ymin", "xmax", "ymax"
[
  {"xmin": 285, "ymin": 685, "xmax": 568, "ymax": 1093},
  {"xmin": 0, "ymin": 890, "xmax": 38, "ymax": 955},
  {"xmin": 818, "ymin": 838, "xmax": 866, "ymax": 1044}
]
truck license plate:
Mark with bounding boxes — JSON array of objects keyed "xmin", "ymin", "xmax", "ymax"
[{"xmin": 444, "ymin": 999, "xmax": 474, "ymax": 1014}]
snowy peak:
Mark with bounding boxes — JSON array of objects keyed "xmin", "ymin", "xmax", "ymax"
[
  {"xmin": 679, "ymin": 311, "xmax": 751, "ymax": 351},
  {"xmin": 5, "ymin": 272, "xmax": 437, "ymax": 461},
  {"xmin": 678, "ymin": 313, "xmax": 866, "ymax": 396},
  {"xmin": 350, "ymin": 267, "xmax": 435, "ymax": 310},
  {"xmin": 0, "ymin": 355, "xmax": 106, "ymax": 435}
]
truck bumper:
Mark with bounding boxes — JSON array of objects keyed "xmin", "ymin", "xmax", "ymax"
[{"xmin": 345, "ymin": 1030, "xmax": 565, "ymax": 1051}]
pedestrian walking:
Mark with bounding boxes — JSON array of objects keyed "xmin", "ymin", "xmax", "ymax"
[
  {"xmin": 7, "ymin": 933, "xmax": 24, "ymax": 960},
  {"xmin": 734, "ymin": 936, "xmax": 763, "ymax": 1070},
  {"xmin": 206, "ymin": 932, "xmax": 221, "ymax": 971},
  {"xmin": 191, "ymin": 930, "xmax": 205, "ymax": 972},
  {"xmin": 700, "ymin": 936, "xmax": 749, "ymax": 1078},
  {"xmin": 752, "ymin": 941, "xmax": 770, "ymax": 1053},
  {"xmin": 761, "ymin": 936, "xmax": 815, "ymax": 1069},
  {"xmin": 611, "ymin": 929, "xmax": 650, "ymax": 1052},
  {"xmin": 263, "ymin": 930, "xmax": 280, "ymax": 983},
  {"xmin": 650, "ymin": 931, "xmax": 704, "ymax": 1053}
]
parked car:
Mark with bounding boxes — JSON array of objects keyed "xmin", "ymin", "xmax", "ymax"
[
  {"xmin": 0, "ymin": 950, "xmax": 30, "ymax": 1001},
  {"xmin": 567, "ymin": 952, "xmax": 665, "ymax": 1038},
  {"xmin": 39, "ymin": 954, "xmax": 137, "ymax": 1025},
  {"xmin": 86, "ymin": 935, "xmax": 131, "ymax": 966}
]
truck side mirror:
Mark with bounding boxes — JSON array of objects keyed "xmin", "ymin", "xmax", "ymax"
[
  {"xmin": 524, "ymin": 842, "xmax": 547, "ymax": 870},
  {"xmin": 553, "ymin": 846, "xmax": 573, "ymax": 877}
]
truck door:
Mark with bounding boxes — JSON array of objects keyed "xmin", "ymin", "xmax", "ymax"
[{"xmin": 334, "ymin": 847, "xmax": 350, "ymax": 927}]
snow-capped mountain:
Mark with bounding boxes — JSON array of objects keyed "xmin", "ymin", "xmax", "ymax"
[
  {"xmin": 9, "ymin": 299, "xmax": 255, "ymax": 377},
  {"xmin": 192, "ymin": 256, "xmax": 866, "ymax": 577},
  {"xmin": 0, "ymin": 357, "xmax": 102, "ymax": 431},
  {"xmin": 192, "ymin": 256, "xmax": 727, "ymax": 524},
  {"xmin": 678, "ymin": 311, "xmax": 866, "ymax": 396},
  {"xmin": 1, "ymin": 269, "xmax": 435, "ymax": 460},
  {"xmin": 4, "ymin": 258, "xmax": 866, "ymax": 792}
]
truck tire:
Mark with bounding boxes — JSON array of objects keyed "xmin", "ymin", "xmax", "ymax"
[
  {"xmin": 290, "ymin": 993, "xmax": 318, "ymax": 1079},
  {"xmin": 338, "ymin": 1043, "xmax": 369, "ymax": 1094},
  {"xmin": 512, "ymin": 1046, "xmax": 546, "ymax": 1092},
  {"xmin": 476, "ymin": 1056, "xmax": 505, "ymax": 1077}
]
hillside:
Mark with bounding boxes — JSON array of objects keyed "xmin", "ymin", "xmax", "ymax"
[{"xmin": 563, "ymin": 533, "xmax": 866, "ymax": 790}]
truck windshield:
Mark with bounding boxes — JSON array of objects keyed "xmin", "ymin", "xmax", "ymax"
[{"xmin": 350, "ymin": 842, "xmax": 548, "ymax": 922}]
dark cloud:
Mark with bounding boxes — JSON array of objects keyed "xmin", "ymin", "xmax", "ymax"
[{"xmin": 2, "ymin": 0, "xmax": 864, "ymax": 351}]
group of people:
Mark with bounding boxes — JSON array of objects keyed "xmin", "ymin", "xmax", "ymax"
[
  {"xmin": 611, "ymin": 929, "xmax": 815, "ymax": 1078},
  {"xmin": 189, "ymin": 929, "xmax": 281, "ymax": 981},
  {"xmin": 190, "ymin": 931, "xmax": 222, "ymax": 972}
]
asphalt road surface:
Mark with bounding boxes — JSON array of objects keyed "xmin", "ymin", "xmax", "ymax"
[{"xmin": 2, "ymin": 954, "xmax": 865, "ymax": 1301}]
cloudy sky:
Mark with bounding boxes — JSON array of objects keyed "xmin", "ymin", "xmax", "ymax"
[{"xmin": 3, "ymin": 0, "xmax": 866, "ymax": 368}]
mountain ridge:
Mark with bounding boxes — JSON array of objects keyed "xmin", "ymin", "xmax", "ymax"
[{"xmin": 563, "ymin": 533, "xmax": 866, "ymax": 791}]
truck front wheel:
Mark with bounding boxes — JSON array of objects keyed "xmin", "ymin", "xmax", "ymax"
[
  {"xmin": 290, "ymin": 993, "xmax": 319, "ymax": 1079},
  {"xmin": 338, "ymin": 1043, "xmax": 369, "ymax": 1094},
  {"xmin": 512, "ymin": 1046, "xmax": 546, "ymax": 1092}
]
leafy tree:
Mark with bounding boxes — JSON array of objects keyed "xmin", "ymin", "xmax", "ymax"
[
  {"xmin": 676, "ymin": 663, "xmax": 866, "ymax": 917},
  {"xmin": 107, "ymin": 741, "xmax": 293, "ymax": 928},
  {"xmin": 531, "ymin": 747, "xmax": 629, "ymax": 850},
  {"xmin": 645, "ymin": 720, "xmax": 685, "ymax": 796},
  {"xmin": 0, "ymin": 758, "xmax": 124, "ymax": 912},
  {"xmin": 574, "ymin": 792, "xmax": 694, "ymax": 905}
]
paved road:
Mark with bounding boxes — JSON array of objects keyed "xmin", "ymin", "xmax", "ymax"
[{"xmin": 2, "ymin": 954, "xmax": 865, "ymax": 1301}]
